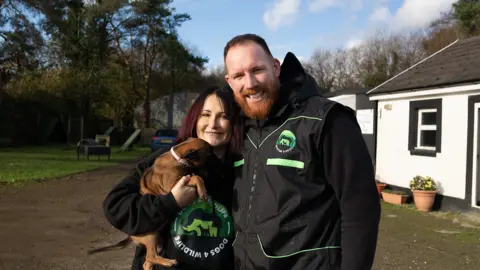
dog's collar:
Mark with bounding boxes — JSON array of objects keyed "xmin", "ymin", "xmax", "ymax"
[{"xmin": 170, "ymin": 147, "xmax": 190, "ymax": 167}]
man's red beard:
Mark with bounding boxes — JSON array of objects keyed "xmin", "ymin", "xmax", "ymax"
[{"xmin": 234, "ymin": 80, "xmax": 279, "ymax": 120}]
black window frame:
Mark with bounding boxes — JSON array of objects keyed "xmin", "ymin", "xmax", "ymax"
[{"xmin": 408, "ymin": 98, "xmax": 442, "ymax": 157}]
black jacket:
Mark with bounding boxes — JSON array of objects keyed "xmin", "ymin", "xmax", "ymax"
[
  {"xmin": 103, "ymin": 148, "xmax": 236, "ymax": 270},
  {"xmin": 231, "ymin": 53, "xmax": 381, "ymax": 270}
]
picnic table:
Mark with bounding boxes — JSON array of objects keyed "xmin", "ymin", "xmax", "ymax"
[{"xmin": 76, "ymin": 135, "xmax": 111, "ymax": 161}]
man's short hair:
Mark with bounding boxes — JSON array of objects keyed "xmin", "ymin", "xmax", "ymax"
[{"xmin": 223, "ymin": 34, "xmax": 273, "ymax": 61}]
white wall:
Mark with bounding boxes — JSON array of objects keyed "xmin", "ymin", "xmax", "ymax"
[
  {"xmin": 134, "ymin": 91, "xmax": 199, "ymax": 129},
  {"xmin": 375, "ymin": 93, "xmax": 470, "ymax": 199},
  {"xmin": 328, "ymin": 95, "xmax": 356, "ymax": 110}
]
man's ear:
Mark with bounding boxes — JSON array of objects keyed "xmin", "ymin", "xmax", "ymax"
[
  {"xmin": 225, "ymin": 74, "xmax": 232, "ymax": 88},
  {"xmin": 273, "ymin": 58, "xmax": 281, "ymax": 77}
]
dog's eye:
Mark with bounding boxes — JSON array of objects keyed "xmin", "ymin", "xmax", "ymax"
[{"xmin": 184, "ymin": 150, "xmax": 199, "ymax": 160}]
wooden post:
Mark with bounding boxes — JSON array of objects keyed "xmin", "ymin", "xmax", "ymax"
[
  {"xmin": 80, "ymin": 116, "xmax": 84, "ymax": 139},
  {"xmin": 67, "ymin": 116, "xmax": 71, "ymax": 146}
]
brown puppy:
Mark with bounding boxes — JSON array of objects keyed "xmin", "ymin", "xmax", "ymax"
[{"xmin": 88, "ymin": 137, "xmax": 214, "ymax": 270}]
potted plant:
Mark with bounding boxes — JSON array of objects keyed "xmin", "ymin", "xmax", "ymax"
[
  {"xmin": 381, "ymin": 189, "xmax": 409, "ymax": 205},
  {"xmin": 376, "ymin": 179, "xmax": 387, "ymax": 195},
  {"xmin": 409, "ymin": 175, "xmax": 437, "ymax": 212}
]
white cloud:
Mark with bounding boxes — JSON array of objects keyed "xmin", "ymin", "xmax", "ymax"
[
  {"xmin": 307, "ymin": 0, "xmax": 363, "ymax": 13},
  {"xmin": 345, "ymin": 38, "xmax": 364, "ymax": 49},
  {"xmin": 351, "ymin": 0, "xmax": 363, "ymax": 11},
  {"xmin": 392, "ymin": 0, "xmax": 456, "ymax": 30},
  {"xmin": 307, "ymin": 0, "xmax": 337, "ymax": 12},
  {"xmin": 358, "ymin": 0, "xmax": 456, "ymax": 41},
  {"xmin": 369, "ymin": 6, "xmax": 391, "ymax": 23},
  {"xmin": 263, "ymin": 0, "xmax": 301, "ymax": 31},
  {"xmin": 305, "ymin": 0, "xmax": 457, "ymax": 64}
]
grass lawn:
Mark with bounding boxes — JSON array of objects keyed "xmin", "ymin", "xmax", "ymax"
[
  {"xmin": 375, "ymin": 201, "xmax": 480, "ymax": 269},
  {"xmin": 0, "ymin": 145, "xmax": 150, "ymax": 183}
]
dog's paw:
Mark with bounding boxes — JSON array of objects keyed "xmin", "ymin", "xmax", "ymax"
[
  {"xmin": 201, "ymin": 195, "xmax": 212, "ymax": 202},
  {"xmin": 143, "ymin": 261, "xmax": 153, "ymax": 270},
  {"xmin": 165, "ymin": 259, "xmax": 178, "ymax": 268}
]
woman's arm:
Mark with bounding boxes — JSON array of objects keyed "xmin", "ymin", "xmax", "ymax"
[
  {"xmin": 103, "ymin": 148, "xmax": 200, "ymax": 235},
  {"xmin": 102, "ymin": 167, "xmax": 181, "ymax": 235}
]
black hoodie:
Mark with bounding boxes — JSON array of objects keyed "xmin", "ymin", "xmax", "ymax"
[
  {"xmin": 102, "ymin": 148, "xmax": 236, "ymax": 270},
  {"xmin": 231, "ymin": 52, "xmax": 381, "ymax": 270}
]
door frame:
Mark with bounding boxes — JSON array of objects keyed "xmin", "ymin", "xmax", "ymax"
[
  {"xmin": 466, "ymin": 95, "xmax": 480, "ymax": 209},
  {"xmin": 472, "ymin": 104, "xmax": 480, "ymax": 208}
]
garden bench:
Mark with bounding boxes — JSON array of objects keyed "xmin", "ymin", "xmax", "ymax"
[{"xmin": 76, "ymin": 136, "xmax": 111, "ymax": 161}]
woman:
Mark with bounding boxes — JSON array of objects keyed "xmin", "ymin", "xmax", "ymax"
[{"xmin": 102, "ymin": 85, "xmax": 242, "ymax": 270}]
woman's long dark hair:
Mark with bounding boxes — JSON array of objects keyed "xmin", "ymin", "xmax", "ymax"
[{"xmin": 176, "ymin": 85, "xmax": 243, "ymax": 154}]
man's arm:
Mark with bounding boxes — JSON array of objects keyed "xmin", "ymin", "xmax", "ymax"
[{"xmin": 321, "ymin": 105, "xmax": 381, "ymax": 270}]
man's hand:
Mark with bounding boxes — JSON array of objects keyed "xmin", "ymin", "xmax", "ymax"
[{"xmin": 171, "ymin": 175, "xmax": 198, "ymax": 208}]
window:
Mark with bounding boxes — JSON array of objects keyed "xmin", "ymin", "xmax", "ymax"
[
  {"xmin": 416, "ymin": 109, "xmax": 437, "ymax": 150},
  {"xmin": 408, "ymin": 99, "xmax": 442, "ymax": 157}
]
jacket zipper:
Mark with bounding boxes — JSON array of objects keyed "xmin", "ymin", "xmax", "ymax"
[
  {"xmin": 246, "ymin": 126, "xmax": 261, "ymax": 228},
  {"xmin": 244, "ymin": 128, "xmax": 261, "ymax": 268},
  {"xmin": 246, "ymin": 161, "xmax": 257, "ymax": 227}
]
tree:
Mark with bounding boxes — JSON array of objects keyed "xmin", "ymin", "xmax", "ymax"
[
  {"xmin": 453, "ymin": 0, "xmax": 480, "ymax": 37},
  {"xmin": 108, "ymin": 0, "xmax": 192, "ymax": 128},
  {"xmin": 202, "ymin": 64, "xmax": 227, "ymax": 88},
  {"xmin": 304, "ymin": 49, "xmax": 335, "ymax": 92},
  {"xmin": 159, "ymin": 35, "xmax": 207, "ymax": 128},
  {"xmin": 421, "ymin": 8, "xmax": 459, "ymax": 55},
  {"xmin": 305, "ymin": 28, "xmax": 426, "ymax": 90},
  {"xmin": 0, "ymin": 0, "xmax": 44, "ymax": 109}
]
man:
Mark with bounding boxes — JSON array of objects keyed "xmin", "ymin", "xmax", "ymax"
[{"xmin": 223, "ymin": 33, "xmax": 381, "ymax": 270}]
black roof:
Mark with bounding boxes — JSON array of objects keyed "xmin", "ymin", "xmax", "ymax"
[
  {"xmin": 368, "ymin": 36, "xmax": 480, "ymax": 95},
  {"xmin": 323, "ymin": 88, "xmax": 371, "ymax": 98}
]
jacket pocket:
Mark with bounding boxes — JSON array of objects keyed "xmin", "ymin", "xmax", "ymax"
[{"xmin": 256, "ymin": 234, "xmax": 341, "ymax": 270}]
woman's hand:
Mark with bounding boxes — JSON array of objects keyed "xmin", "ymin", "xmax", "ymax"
[{"xmin": 171, "ymin": 175, "xmax": 198, "ymax": 208}]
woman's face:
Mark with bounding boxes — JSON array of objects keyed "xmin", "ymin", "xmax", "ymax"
[{"xmin": 196, "ymin": 94, "xmax": 232, "ymax": 149}]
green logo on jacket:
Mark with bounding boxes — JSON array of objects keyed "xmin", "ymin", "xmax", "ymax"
[{"xmin": 275, "ymin": 130, "xmax": 296, "ymax": 153}]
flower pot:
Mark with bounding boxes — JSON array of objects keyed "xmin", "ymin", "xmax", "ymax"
[
  {"xmin": 376, "ymin": 183, "xmax": 387, "ymax": 195},
  {"xmin": 381, "ymin": 191, "xmax": 408, "ymax": 205},
  {"xmin": 412, "ymin": 190, "xmax": 437, "ymax": 212}
]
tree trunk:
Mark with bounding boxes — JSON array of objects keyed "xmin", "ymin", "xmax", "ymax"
[
  {"xmin": 0, "ymin": 85, "xmax": 3, "ymax": 110},
  {"xmin": 0, "ymin": 70, "xmax": 6, "ymax": 110},
  {"xmin": 143, "ymin": 88, "xmax": 151, "ymax": 128},
  {"xmin": 122, "ymin": 108, "xmax": 134, "ymax": 129},
  {"xmin": 67, "ymin": 116, "xmax": 71, "ymax": 146}
]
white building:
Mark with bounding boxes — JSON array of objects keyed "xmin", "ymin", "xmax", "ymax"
[
  {"xmin": 134, "ymin": 91, "xmax": 199, "ymax": 129},
  {"xmin": 324, "ymin": 88, "xmax": 377, "ymax": 161},
  {"xmin": 368, "ymin": 36, "xmax": 480, "ymax": 212}
]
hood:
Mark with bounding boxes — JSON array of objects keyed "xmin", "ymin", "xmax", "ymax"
[{"xmin": 279, "ymin": 52, "xmax": 322, "ymax": 104}]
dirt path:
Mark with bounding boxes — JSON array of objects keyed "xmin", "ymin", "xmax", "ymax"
[
  {"xmin": 0, "ymin": 164, "xmax": 136, "ymax": 270},
  {"xmin": 0, "ymin": 164, "xmax": 479, "ymax": 270}
]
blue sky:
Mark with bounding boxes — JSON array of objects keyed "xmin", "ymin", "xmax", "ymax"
[{"xmin": 172, "ymin": 0, "xmax": 457, "ymax": 68}]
